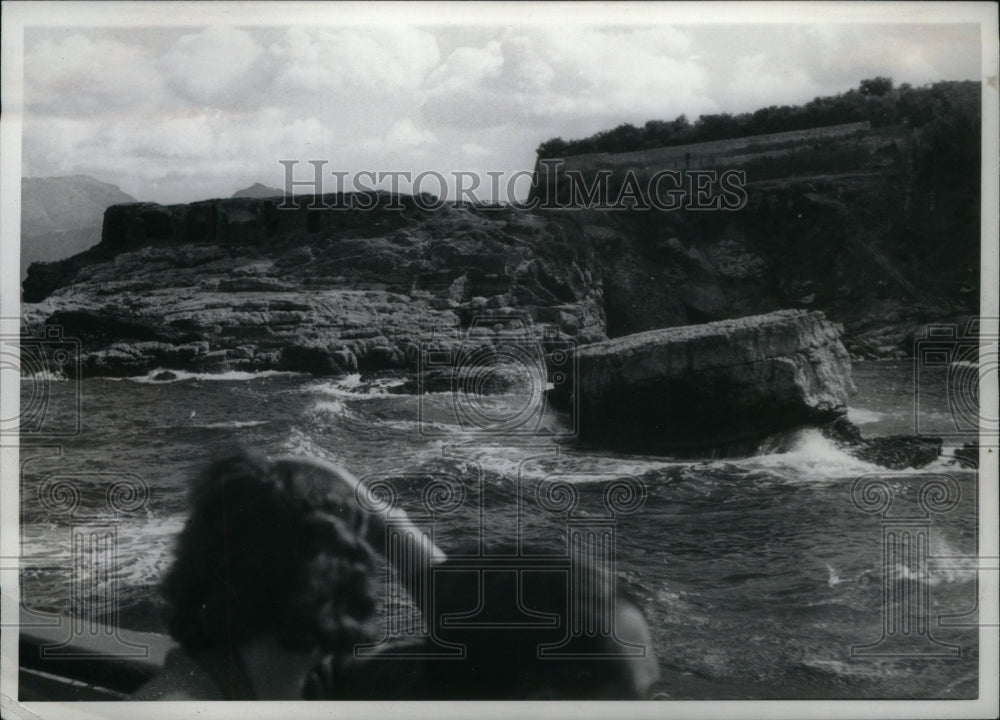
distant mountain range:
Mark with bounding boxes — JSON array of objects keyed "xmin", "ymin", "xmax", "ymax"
[
  {"xmin": 20, "ymin": 175, "xmax": 136, "ymax": 279},
  {"xmin": 19, "ymin": 177, "xmax": 287, "ymax": 279}
]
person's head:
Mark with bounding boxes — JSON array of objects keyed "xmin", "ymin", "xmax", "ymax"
[{"xmin": 161, "ymin": 448, "xmax": 377, "ymax": 658}]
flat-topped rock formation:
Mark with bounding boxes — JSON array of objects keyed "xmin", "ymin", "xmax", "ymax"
[
  {"xmin": 21, "ymin": 193, "xmax": 606, "ymax": 377},
  {"xmin": 553, "ymin": 310, "xmax": 855, "ymax": 453}
]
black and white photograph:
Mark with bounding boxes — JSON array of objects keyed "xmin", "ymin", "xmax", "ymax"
[{"xmin": 1, "ymin": 2, "xmax": 997, "ymax": 718}]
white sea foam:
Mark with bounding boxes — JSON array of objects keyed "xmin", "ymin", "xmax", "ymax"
[
  {"xmin": 847, "ymin": 406, "xmax": 887, "ymax": 425},
  {"xmin": 279, "ymin": 427, "xmax": 348, "ymax": 465},
  {"xmin": 743, "ymin": 428, "xmax": 882, "ymax": 479},
  {"xmin": 21, "ymin": 515, "xmax": 184, "ymax": 596},
  {"xmin": 379, "ymin": 418, "xmax": 454, "ymax": 433},
  {"xmin": 310, "ymin": 398, "xmax": 348, "ymax": 417},
  {"xmin": 888, "ymin": 561, "xmax": 974, "ymax": 587},
  {"xmin": 190, "ymin": 420, "xmax": 270, "ymax": 429},
  {"xmin": 125, "ymin": 368, "xmax": 299, "ymax": 384},
  {"xmin": 22, "ymin": 370, "xmax": 70, "ymax": 382},
  {"xmin": 455, "ymin": 444, "xmax": 687, "ymax": 484},
  {"xmin": 306, "ymin": 373, "xmax": 408, "ymax": 398}
]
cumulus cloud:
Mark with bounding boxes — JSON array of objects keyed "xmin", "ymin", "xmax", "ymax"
[
  {"xmin": 25, "ymin": 33, "xmax": 168, "ymax": 115},
  {"xmin": 727, "ymin": 52, "xmax": 818, "ymax": 109},
  {"xmin": 384, "ymin": 118, "xmax": 437, "ymax": 149},
  {"xmin": 460, "ymin": 142, "xmax": 492, "ymax": 158},
  {"xmin": 19, "ymin": 21, "xmax": 981, "ymax": 204},
  {"xmin": 422, "ymin": 26, "xmax": 714, "ymax": 137},
  {"xmin": 695, "ymin": 24, "xmax": 982, "ymax": 113},
  {"xmin": 427, "ymin": 41, "xmax": 504, "ymax": 94},
  {"xmin": 160, "ymin": 26, "xmax": 265, "ymax": 104},
  {"xmin": 270, "ymin": 25, "xmax": 440, "ymax": 93}
]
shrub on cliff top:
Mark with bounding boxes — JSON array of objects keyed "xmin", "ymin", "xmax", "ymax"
[{"xmin": 536, "ymin": 79, "xmax": 979, "ymax": 158}]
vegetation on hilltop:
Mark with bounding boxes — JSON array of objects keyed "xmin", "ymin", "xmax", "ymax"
[{"xmin": 537, "ymin": 78, "xmax": 981, "ymax": 172}]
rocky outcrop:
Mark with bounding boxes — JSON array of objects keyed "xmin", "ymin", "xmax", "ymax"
[
  {"xmin": 552, "ymin": 310, "xmax": 855, "ymax": 453},
  {"xmin": 21, "ymin": 193, "xmax": 606, "ymax": 377},
  {"xmin": 821, "ymin": 418, "xmax": 941, "ymax": 469}
]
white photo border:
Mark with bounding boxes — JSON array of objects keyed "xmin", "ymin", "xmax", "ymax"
[{"xmin": 1, "ymin": 2, "xmax": 997, "ymax": 719}]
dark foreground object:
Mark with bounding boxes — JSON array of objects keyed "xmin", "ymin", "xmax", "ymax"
[
  {"xmin": 18, "ymin": 610, "xmax": 171, "ymax": 700},
  {"xmin": 306, "ymin": 556, "xmax": 659, "ymax": 700},
  {"xmin": 20, "ymin": 562, "xmax": 659, "ymax": 701}
]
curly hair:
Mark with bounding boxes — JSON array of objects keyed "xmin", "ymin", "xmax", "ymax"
[{"xmin": 161, "ymin": 448, "xmax": 377, "ymax": 656}]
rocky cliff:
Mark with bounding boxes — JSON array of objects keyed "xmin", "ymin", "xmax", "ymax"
[
  {"xmin": 531, "ymin": 120, "xmax": 978, "ymax": 358},
  {"xmin": 21, "ymin": 114, "xmax": 978, "ymax": 377},
  {"xmin": 22, "ymin": 193, "xmax": 606, "ymax": 377}
]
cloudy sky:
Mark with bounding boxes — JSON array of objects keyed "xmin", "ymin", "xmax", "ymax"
[{"xmin": 18, "ymin": 8, "xmax": 983, "ymax": 204}]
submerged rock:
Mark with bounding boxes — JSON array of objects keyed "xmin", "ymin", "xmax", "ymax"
[
  {"xmin": 848, "ymin": 434, "xmax": 942, "ymax": 469},
  {"xmin": 955, "ymin": 442, "xmax": 979, "ymax": 468},
  {"xmin": 553, "ymin": 309, "xmax": 855, "ymax": 454},
  {"xmin": 822, "ymin": 417, "xmax": 942, "ymax": 469}
]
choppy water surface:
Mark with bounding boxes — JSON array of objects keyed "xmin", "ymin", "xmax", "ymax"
[{"xmin": 18, "ymin": 360, "xmax": 980, "ymax": 699}]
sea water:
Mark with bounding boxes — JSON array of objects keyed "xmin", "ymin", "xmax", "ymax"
[{"xmin": 17, "ymin": 361, "xmax": 981, "ymax": 699}]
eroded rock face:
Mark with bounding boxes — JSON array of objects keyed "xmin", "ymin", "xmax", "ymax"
[
  {"xmin": 23, "ymin": 162, "xmax": 977, "ymax": 377},
  {"xmin": 21, "ymin": 194, "xmax": 607, "ymax": 377},
  {"xmin": 555, "ymin": 309, "xmax": 855, "ymax": 453},
  {"xmin": 20, "ymin": 151, "xmax": 976, "ymax": 383}
]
